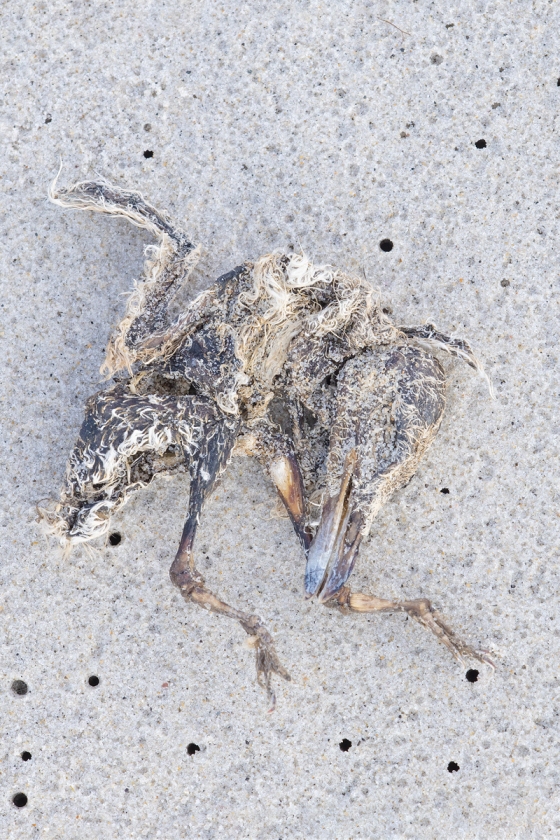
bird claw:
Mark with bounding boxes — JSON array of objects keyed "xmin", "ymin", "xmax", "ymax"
[
  {"xmin": 401, "ymin": 598, "xmax": 495, "ymax": 669},
  {"xmin": 241, "ymin": 615, "xmax": 291, "ymax": 711}
]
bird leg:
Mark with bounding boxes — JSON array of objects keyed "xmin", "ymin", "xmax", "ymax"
[
  {"xmin": 328, "ymin": 587, "xmax": 494, "ymax": 668},
  {"xmin": 171, "ymin": 565, "xmax": 291, "ymax": 710},
  {"xmin": 169, "ymin": 415, "xmax": 291, "ymax": 710},
  {"xmin": 305, "ymin": 345, "xmax": 493, "ymax": 669}
]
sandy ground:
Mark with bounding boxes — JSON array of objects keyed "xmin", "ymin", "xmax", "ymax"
[{"xmin": 1, "ymin": 1, "xmax": 559, "ymax": 837}]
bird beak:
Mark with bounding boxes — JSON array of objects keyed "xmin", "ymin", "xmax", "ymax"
[
  {"xmin": 269, "ymin": 453, "xmax": 312, "ymax": 553},
  {"xmin": 304, "ymin": 450, "xmax": 363, "ymax": 601}
]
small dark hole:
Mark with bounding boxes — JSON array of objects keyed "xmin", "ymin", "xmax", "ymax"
[
  {"xmin": 11, "ymin": 680, "xmax": 28, "ymax": 696},
  {"xmin": 109, "ymin": 532, "xmax": 122, "ymax": 546},
  {"xmin": 500, "ymin": 278, "xmax": 510, "ymax": 287},
  {"xmin": 187, "ymin": 743, "xmax": 200, "ymax": 756},
  {"xmin": 339, "ymin": 738, "xmax": 352, "ymax": 752},
  {"xmin": 475, "ymin": 139, "xmax": 487, "ymax": 149},
  {"xmin": 557, "ymin": 78, "xmax": 560, "ymax": 87},
  {"xmin": 45, "ymin": 114, "xmax": 52, "ymax": 124},
  {"xmin": 21, "ymin": 751, "xmax": 32, "ymax": 761},
  {"xmin": 143, "ymin": 150, "xmax": 154, "ymax": 158},
  {"xmin": 379, "ymin": 239, "xmax": 394, "ymax": 252},
  {"xmin": 447, "ymin": 761, "xmax": 460, "ymax": 772},
  {"xmin": 13, "ymin": 792, "xmax": 28, "ymax": 808},
  {"xmin": 440, "ymin": 487, "xmax": 450, "ymax": 495},
  {"xmin": 466, "ymin": 669, "xmax": 479, "ymax": 683},
  {"xmin": 88, "ymin": 675, "xmax": 100, "ymax": 687},
  {"xmin": 144, "ymin": 123, "xmax": 152, "ymax": 131}
]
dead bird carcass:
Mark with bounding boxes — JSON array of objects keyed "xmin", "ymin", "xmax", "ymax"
[{"xmin": 42, "ymin": 179, "xmax": 493, "ymax": 708}]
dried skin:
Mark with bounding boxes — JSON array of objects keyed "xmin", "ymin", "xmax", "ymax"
[{"xmin": 41, "ymin": 177, "xmax": 494, "ymax": 707}]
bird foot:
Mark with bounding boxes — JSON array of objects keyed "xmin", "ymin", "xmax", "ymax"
[{"xmin": 241, "ymin": 615, "xmax": 291, "ymax": 711}]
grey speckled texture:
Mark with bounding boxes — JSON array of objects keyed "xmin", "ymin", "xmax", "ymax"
[{"xmin": 1, "ymin": 1, "xmax": 559, "ymax": 837}]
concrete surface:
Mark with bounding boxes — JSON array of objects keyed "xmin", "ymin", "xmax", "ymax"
[{"xmin": 1, "ymin": 1, "xmax": 559, "ymax": 837}]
